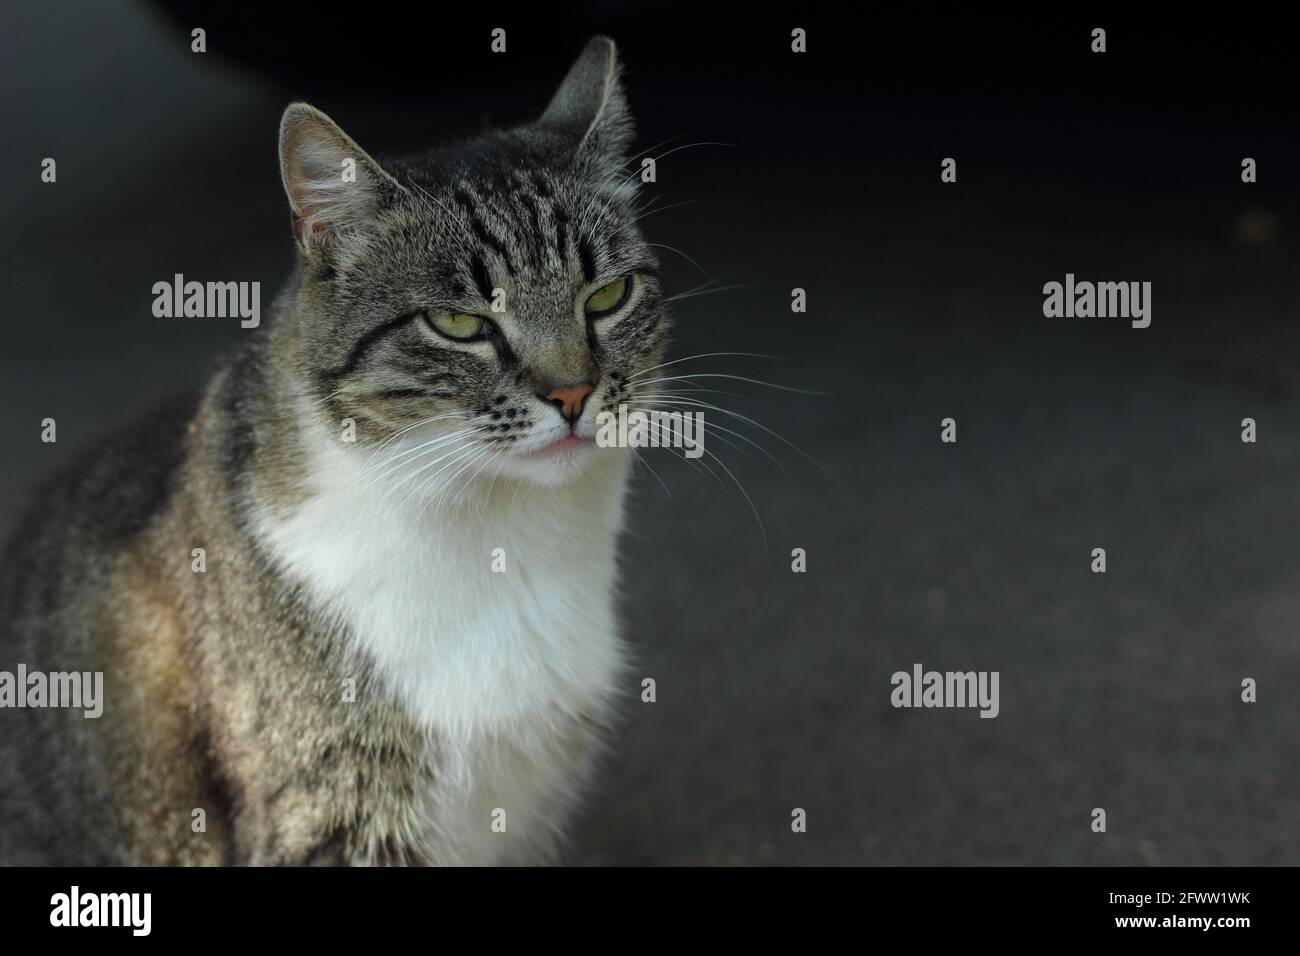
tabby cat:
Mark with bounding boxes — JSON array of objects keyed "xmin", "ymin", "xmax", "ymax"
[{"xmin": 0, "ymin": 36, "xmax": 668, "ymax": 865}]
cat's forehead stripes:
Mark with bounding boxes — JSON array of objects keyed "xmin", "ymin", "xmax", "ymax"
[
  {"xmin": 432, "ymin": 165, "xmax": 629, "ymax": 296},
  {"xmin": 452, "ymin": 184, "xmax": 518, "ymax": 276}
]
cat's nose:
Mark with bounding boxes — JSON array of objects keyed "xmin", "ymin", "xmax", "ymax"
[{"xmin": 540, "ymin": 382, "xmax": 594, "ymax": 425}]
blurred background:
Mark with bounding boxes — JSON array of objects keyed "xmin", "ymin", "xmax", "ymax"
[{"xmin": 2, "ymin": 2, "xmax": 1297, "ymax": 864}]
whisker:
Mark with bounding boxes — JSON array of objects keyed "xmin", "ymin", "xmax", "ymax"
[
  {"xmin": 363, "ymin": 425, "xmax": 484, "ymax": 488},
  {"xmin": 631, "ymin": 401, "xmax": 794, "ymax": 486},
  {"xmin": 694, "ymin": 442, "xmax": 766, "ymax": 546},
  {"xmin": 579, "ymin": 141, "xmax": 738, "ymax": 236},
  {"xmin": 475, "ymin": 446, "xmax": 512, "ymax": 517},
  {"xmin": 609, "ymin": 200, "xmax": 695, "ymax": 238},
  {"xmin": 631, "ymin": 373, "xmax": 824, "ymax": 396},
  {"xmin": 430, "ymin": 443, "xmax": 498, "ymax": 515},
  {"xmin": 637, "ymin": 385, "xmax": 741, "ymax": 400},
  {"xmin": 424, "ymin": 453, "xmax": 477, "ymax": 513},
  {"xmin": 378, "ymin": 426, "xmax": 489, "ymax": 495},
  {"xmin": 640, "ymin": 418, "xmax": 731, "ymax": 499},
  {"xmin": 646, "ymin": 242, "xmax": 711, "ymax": 278},
  {"xmin": 400, "ymin": 441, "xmax": 485, "ymax": 508},
  {"xmin": 306, "ymin": 387, "xmax": 350, "ymax": 411},
  {"xmin": 363, "ymin": 412, "xmax": 473, "ymax": 467},
  {"xmin": 626, "ymin": 351, "xmax": 783, "ymax": 383},
  {"xmin": 646, "ymin": 140, "xmax": 739, "ymax": 163},
  {"xmin": 662, "ymin": 282, "xmax": 751, "ymax": 304},
  {"xmin": 621, "ymin": 124, "xmax": 703, "ymax": 170},
  {"xmin": 635, "ymin": 395, "xmax": 832, "ymax": 477},
  {"xmin": 631, "ymin": 450, "xmax": 673, "ymax": 500},
  {"xmin": 362, "ymin": 412, "xmax": 490, "ymax": 471}
]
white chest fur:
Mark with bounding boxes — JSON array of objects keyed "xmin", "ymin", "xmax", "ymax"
[{"xmin": 253, "ymin": 418, "xmax": 631, "ymax": 862}]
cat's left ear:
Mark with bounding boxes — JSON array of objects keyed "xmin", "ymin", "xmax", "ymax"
[
  {"xmin": 279, "ymin": 103, "xmax": 407, "ymax": 255},
  {"xmin": 538, "ymin": 36, "xmax": 634, "ymax": 183}
]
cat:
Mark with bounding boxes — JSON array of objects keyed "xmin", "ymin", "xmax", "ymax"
[{"xmin": 0, "ymin": 36, "xmax": 669, "ymax": 865}]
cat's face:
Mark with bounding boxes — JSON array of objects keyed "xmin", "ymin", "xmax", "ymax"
[{"xmin": 279, "ymin": 38, "xmax": 669, "ymax": 494}]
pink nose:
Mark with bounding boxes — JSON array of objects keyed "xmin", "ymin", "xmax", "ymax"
[{"xmin": 543, "ymin": 383, "xmax": 594, "ymax": 424}]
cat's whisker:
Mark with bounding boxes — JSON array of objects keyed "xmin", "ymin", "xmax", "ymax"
[
  {"xmin": 382, "ymin": 446, "xmax": 476, "ymax": 505},
  {"xmin": 662, "ymin": 281, "xmax": 751, "ymax": 304},
  {"xmin": 475, "ymin": 446, "xmax": 512, "ymax": 516},
  {"xmin": 628, "ymin": 192, "xmax": 663, "ymax": 216},
  {"xmin": 364, "ymin": 412, "xmax": 474, "ymax": 467},
  {"xmin": 376, "ymin": 426, "xmax": 489, "ymax": 494},
  {"xmin": 620, "ymin": 123, "xmax": 702, "ymax": 171},
  {"xmin": 631, "ymin": 416, "xmax": 765, "ymax": 544},
  {"xmin": 365, "ymin": 424, "xmax": 476, "ymax": 475},
  {"xmin": 636, "ymin": 416, "xmax": 732, "ymax": 500},
  {"xmin": 645, "ymin": 139, "xmax": 739, "ymax": 164},
  {"xmin": 443, "ymin": 443, "xmax": 494, "ymax": 499},
  {"xmin": 631, "ymin": 372, "xmax": 824, "ymax": 396},
  {"xmin": 701, "ymin": 443, "xmax": 766, "ymax": 546},
  {"xmin": 634, "ymin": 394, "xmax": 831, "ymax": 477},
  {"xmin": 645, "ymin": 242, "xmax": 711, "ymax": 278},
  {"xmin": 362, "ymin": 414, "xmax": 492, "ymax": 483},
  {"xmin": 625, "ymin": 351, "xmax": 783, "ymax": 384},
  {"xmin": 596, "ymin": 140, "xmax": 737, "ymax": 210},
  {"xmin": 576, "ymin": 172, "xmax": 637, "ymax": 236},
  {"xmin": 429, "ymin": 443, "xmax": 498, "ymax": 515},
  {"xmin": 306, "ymin": 387, "xmax": 351, "ymax": 411},
  {"xmin": 363, "ymin": 426, "xmax": 483, "ymax": 488},
  {"xmin": 609, "ymin": 199, "xmax": 695, "ymax": 238},
  {"xmin": 577, "ymin": 141, "xmax": 737, "ymax": 236},
  {"xmin": 644, "ymin": 413, "xmax": 762, "ymax": 468},
  {"xmin": 399, "ymin": 440, "xmax": 486, "ymax": 508},
  {"xmin": 631, "ymin": 401, "xmax": 794, "ymax": 486},
  {"xmin": 465, "ymin": 445, "xmax": 510, "ymax": 512},
  {"xmin": 631, "ymin": 384, "xmax": 741, "ymax": 400},
  {"xmin": 631, "ymin": 449, "xmax": 674, "ymax": 500}
]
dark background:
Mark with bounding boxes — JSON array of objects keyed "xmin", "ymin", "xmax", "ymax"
[{"xmin": 2, "ymin": 3, "xmax": 1297, "ymax": 864}]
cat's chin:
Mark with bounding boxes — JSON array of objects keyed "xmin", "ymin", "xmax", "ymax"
[{"xmin": 493, "ymin": 439, "xmax": 612, "ymax": 487}]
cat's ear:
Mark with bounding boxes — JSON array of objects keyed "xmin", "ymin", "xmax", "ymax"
[
  {"xmin": 538, "ymin": 36, "xmax": 634, "ymax": 183},
  {"xmin": 279, "ymin": 103, "xmax": 406, "ymax": 254}
]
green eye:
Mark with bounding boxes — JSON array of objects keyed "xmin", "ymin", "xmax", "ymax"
[
  {"xmin": 584, "ymin": 277, "xmax": 630, "ymax": 317},
  {"xmin": 428, "ymin": 313, "xmax": 485, "ymax": 340}
]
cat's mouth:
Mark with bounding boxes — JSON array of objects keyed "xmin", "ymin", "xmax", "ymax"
[{"xmin": 524, "ymin": 433, "xmax": 592, "ymax": 457}]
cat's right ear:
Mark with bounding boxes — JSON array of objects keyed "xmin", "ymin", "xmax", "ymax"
[
  {"xmin": 538, "ymin": 37, "xmax": 634, "ymax": 185},
  {"xmin": 278, "ymin": 103, "xmax": 406, "ymax": 255}
]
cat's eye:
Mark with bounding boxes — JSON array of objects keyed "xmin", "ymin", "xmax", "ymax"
[
  {"xmin": 584, "ymin": 277, "xmax": 631, "ymax": 318},
  {"xmin": 427, "ymin": 312, "xmax": 486, "ymax": 340}
]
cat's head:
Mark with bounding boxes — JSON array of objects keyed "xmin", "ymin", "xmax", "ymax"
[{"xmin": 276, "ymin": 37, "xmax": 668, "ymax": 493}]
